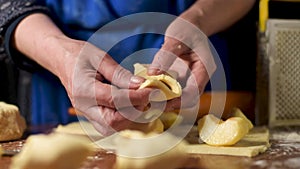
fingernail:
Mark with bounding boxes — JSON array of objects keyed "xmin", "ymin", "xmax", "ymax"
[{"xmin": 130, "ymin": 76, "xmax": 144, "ymax": 84}]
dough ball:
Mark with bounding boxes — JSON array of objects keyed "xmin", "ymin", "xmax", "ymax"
[
  {"xmin": 0, "ymin": 102, "xmax": 26, "ymax": 141},
  {"xmin": 10, "ymin": 133, "xmax": 93, "ymax": 169}
]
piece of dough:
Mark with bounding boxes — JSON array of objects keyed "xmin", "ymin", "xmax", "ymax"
[
  {"xmin": 113, "ymin": 130, "xmax": 188, "ymax": 169},
  {"xmin": 159, "ymin": 112, "xmax": 183, "ymax": 130},
  {"xmin": 127, "ymin": 119, "xmax": 164, "ymax": 134},
  {"xmin": 54, "ymin": 121, "xmax": 104, "ymax": 140},
  {"xmin": 231, "ymin": 107, "xmax": 253, "ymax": 129},
  {"xmin": 0, "ymin": 102, "xmax": 26, "ymax": 141},
  {"xmin": 197, "ymin": 108, "xmax": 253, "ymax": 146},
  {"xmin": 133, "ymin": 63, "xmax": 183, "ymax": 131},
  {"xmin": 186, "ymin": 126, "xmax": 270, "ymax": 157},
  {"xmin": 54, "ymin": 119, "xmax": 164, "ymax": 139},
  {"xmin": 134, "ymin": 63, "xmax": 149, "ymax": 78},
  {"xmin": 10, "ymin": 133, "xmax": 93, "ymax": 169},
  {"xmin": 134, "ymin": 63, "xmax": 182, "ymax": 101}
]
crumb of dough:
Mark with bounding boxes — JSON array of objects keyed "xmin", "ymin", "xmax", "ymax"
[{"xmin": 0, "ymin": 102, "xmax": 26, "ymax": 141}]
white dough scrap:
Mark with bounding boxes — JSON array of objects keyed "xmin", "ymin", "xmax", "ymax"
[{"xmin": 10, "ymin": 133, "xmax": 94, "ymax": 169}]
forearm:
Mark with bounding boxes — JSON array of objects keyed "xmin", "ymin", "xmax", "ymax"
[
  {"xmin": 12, "ymin": 13, "xmax": 81, "ymax": 78},
  {"xmin": 181, "ymin": 0, "xmax": 256, "ymax": 36}
]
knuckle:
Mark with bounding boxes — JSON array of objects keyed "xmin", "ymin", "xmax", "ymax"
[
  {"xmin": 138, "ymin": 90, "xmax": 151, "ymax": 106},
  {"xmin": 107, "ymin": 116, "xmax": 125, "ymax": 131},
  {"xmin": 106, "ymin": 95, "xmax": 115, "ymax": 107}
]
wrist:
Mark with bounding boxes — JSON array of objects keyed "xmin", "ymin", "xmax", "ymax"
[
  {"xmin": 179, "ymin": 6, "xmax": 211, "ymax": 36},
  {"xmin": 44, "ymin": 35, "xmax": 85, "ymax": 85},
  {"xmin": 12, "ymin": 13, "xmax": 83, "ymax": 80}
]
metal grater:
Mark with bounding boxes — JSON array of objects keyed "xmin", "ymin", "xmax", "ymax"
[{"xmin": 256, "ymin": 19, "xmax": 300, "ymax": 127}]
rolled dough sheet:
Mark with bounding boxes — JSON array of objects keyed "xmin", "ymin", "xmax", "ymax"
[{"xmin": 186, "ymin": 126, "xmax": 270, "ymax": 157}]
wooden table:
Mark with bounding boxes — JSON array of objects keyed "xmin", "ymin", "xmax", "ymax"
[{"xmin": 1, "ymin": 126, "xmax": 300, "ymax": 169}]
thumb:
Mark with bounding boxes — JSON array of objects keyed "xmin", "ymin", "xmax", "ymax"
[
  {"xmin": 148, "ymin": 37, "xmax": 190, "ymax": 76},
  {"xmin": 97, "ymin": 52, "xmax": 145, "ymax": 89}
]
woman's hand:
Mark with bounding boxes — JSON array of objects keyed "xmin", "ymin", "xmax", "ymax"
[
  {"xmin": 148, "ymin": 17, "xmax": 217, "ymax": 113},
  {"xmin": 59, "ymin": 39, "xmax": 156, "ymax": 135},
  {"xmin": 148, "ymin": 0, "xmax": 255, "ymax": 115},
  {"xmin": 13, "ymin": 13, "xmax": 154, "ymax": 136}
]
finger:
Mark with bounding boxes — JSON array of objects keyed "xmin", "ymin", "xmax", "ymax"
[
  {"xmin": 164, "ymin": 73, "xmax": 202, "ymax": 112},
  {"xmin": 175, "ymin": 51, "xmax": 213, "ymax": 96},
  {"xmin": 189, "ymin": 60, "xmax": 211, "ymax": 91},
  {"xmin": 168, "ymin": 57, "xmax": 190, "ymax": 86},
  {"xmin": 98, "ymin": 106, "xmax": 148, "ymax": 135},
  {"xmin": 148, "ymin": 48, "xmax": 177, "ymax": 76},
  {"xmin": 181, "ymin": 71, "xmax": 206, "ymax": 108},
  {"xmin": 100, "ymin": 55, "xmax": 145, "ymax": 89},
  {"xmin": 94, "ymin": 81, "xmax": 153, "ymax": 109},
  {"xmin": 83, "ymin": 44, "xmax": 144, "ymax": 89},
  {"xmin": 147, "ymin": 15, "xmax": 204, "ymax": 76},
  {"xmin": 148, "ymin": 38, "xmax": 190, "ymax": 76},
  {"xmin": 191, "ymin": 41, "xmax": 217, "ymax": 79},
  {"xmin": 163, "ymin": 91, "xmax": 197, "ymax": 112},
  {"xmin": 84, "ymin": 106, "xmax": 134, "ymax": 136},
  {"xmin": 116, "ymin": 105, "xmax": 147, "ymax": 123}
]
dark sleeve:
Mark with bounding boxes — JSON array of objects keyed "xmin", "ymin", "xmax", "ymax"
[{"xmin": 0, "ymin": 0, "xmax": 49, "ymax": 71}]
